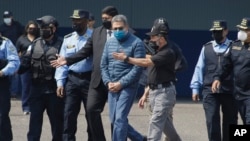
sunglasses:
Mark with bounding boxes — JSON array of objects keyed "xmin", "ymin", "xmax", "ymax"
[{"xmin": 113, "ymin": 27, "xmax": 124, "ymax": 31}]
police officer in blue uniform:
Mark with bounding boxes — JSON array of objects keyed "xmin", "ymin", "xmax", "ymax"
[
  {"xmin": 191, "ymin": 20, "xmax": 238, "ymax": 141},
  {"xmin": 55, "ymin": 9, "xmax": 93, "ymax": 141},
  {"xmin": 0, "ymin": 36, "xmax": 20, "ymax": 141},
  {"xmin": 212, "ymin": 18, "xmax": 250, "ymax": 125},
  {"xmin": 19, "ymin": 15, "xmax": 64, "ymax": 141}
]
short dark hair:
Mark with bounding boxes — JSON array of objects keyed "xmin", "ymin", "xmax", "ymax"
[{"xmin": 102, "ymin": 6, "xmax": 118, "ymax": 17}]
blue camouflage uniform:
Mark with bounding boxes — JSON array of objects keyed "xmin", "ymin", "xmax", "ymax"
[
  {"xmin": 55, "ymin": 29, "xmax": 93, "ymax": 140},
  {"xmin": 0, "ymin": 36, "xmax": 20, "ymax": 141}
]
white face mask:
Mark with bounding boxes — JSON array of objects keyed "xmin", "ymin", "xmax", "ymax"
[
  {"xmin": 237, "ymin": 30, "xmax": 248, "ymax": 42},
  {"xmin": 3, "ymin": 18, "xmax": 12, "ymax": 25}
]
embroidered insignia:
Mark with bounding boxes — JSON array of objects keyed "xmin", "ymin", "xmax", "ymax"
[{"xmin": 232, "ymin": 46, "xmax": 242, "ymax": 50}]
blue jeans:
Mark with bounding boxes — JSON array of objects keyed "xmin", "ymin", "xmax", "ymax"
[
  {"xmin": 108, "ymin": 85, "xmax": 144, "ymax": 141},
  {"xmin": 20, "ymin": 71, "xmax": 31, "ymax": 112},
  {"xmin": 148, "ymin": 84, "xmax": 181, "ymax": 141},
  {"xmin": 0, "ymin": 77, "xmax": 12, "ymax": 141}
]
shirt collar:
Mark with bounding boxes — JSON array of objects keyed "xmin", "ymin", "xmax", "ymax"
[
  {"xmin": 212, "ymin": 38, "xmax": 231, "ymax": 47},
  {"xmin": 74, "ymin": 28, "xmax": 92, "ymax": 40}
]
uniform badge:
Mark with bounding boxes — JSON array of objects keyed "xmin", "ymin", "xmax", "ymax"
[
  {"xmin": 67, "ymin": 45, "xmax": 75, "ymax": 49},
  {"xmin": 232, "ymin": 46, "xmax": 242, "ymax": 50}
]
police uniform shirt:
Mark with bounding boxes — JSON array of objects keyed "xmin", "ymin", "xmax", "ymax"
[
  {"xmin": 190, "ymin": 39, "xmax": 231, "ymax": 94},
  {"xmin": 147, "ymin": 42, "xmax": 176, "ymax": 85},
  {"xmin": 0, "ymin": 37, "xmax": 20, "ymax": 75},
  {"xmin": 55, "ymin": 29, "xmax": 93, "ymax": 87}
]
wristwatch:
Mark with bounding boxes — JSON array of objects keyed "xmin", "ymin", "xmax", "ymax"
[{"xmin": 124, "ymin": 56, "xmax": 129, "ymax": 63}]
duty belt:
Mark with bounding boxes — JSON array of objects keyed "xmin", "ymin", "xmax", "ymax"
[{"xmin": 149, "ymin": 81, "xmax": 174, "ymax": 90}]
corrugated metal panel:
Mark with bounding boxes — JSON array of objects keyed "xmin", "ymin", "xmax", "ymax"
[{"xmin": 0, "ymin": 0, "xmax": 249, "ymax": 30}]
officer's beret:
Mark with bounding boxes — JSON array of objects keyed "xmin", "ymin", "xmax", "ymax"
[
  {"xmin": 209, "ymin": 20, "xmax": 227, "ymax": 31},
  {"xmin": 146, "ymin": 18, "xmax": 169, "ymax": 36},
  {"xmin": 102, "ymin": 6, "xmax": 118, "ymax": 17},
  {"xmin": 70, "ymin": 9, "xmax": 89, "ymax": 19},
  {"xmin": 36, "ymin": 15, "xmax": 58, "ymax": 27},
  {"xmin": 236, "ymin": 17, "xmax": 250, "ymax": 30}
]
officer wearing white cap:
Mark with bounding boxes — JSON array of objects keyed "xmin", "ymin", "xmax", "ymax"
[
  {"xmin": 20, "ymin": 15, "xmax": 64, "ymax": 141},
  {"xmin": 0, "ymin": 36, "xmax": 20, "ymax": 141},
  {"xmin": 55, "ymin": 9, "xmax": 93, "ymax": 141},
  {"xmin": 212, "ymin": 17, "xmax": 250, "ymax": 125},
  {"xmin": 191, "ymin": 20, "xmax": 238, "ymax": 141}
]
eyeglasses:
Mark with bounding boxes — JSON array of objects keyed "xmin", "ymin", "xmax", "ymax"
[
  {"xmin": 28, "ymin": 27, "xmax": 36, "ymax": 30},
  {"xmin": 113, "ymin": 27, "xmax": 124, "ymax": 31}
]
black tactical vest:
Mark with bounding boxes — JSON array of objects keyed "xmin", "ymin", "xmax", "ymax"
[
  {"xmin": 203, "ymin": 42, "xmax": 233, "ymax": 94},
  {"xmin": 31, "ymin": 37, "xmax": 62, "ymax": 81}
]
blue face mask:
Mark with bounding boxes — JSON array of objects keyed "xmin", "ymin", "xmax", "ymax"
[{"xmin": 114, "ymin": 30, "xmax": 127, "ymax": 41}]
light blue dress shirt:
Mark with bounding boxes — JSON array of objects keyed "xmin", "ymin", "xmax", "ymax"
[
  {"xmin": 55, "ymin": 29, "xmax": 93, "ymax": 87},
  {"xmin": 190, "ymin": 39, "xmax": 231, "ymax": 94},
  {"xmin": 0, "ymin": 38, "xmax": 20, "ymax": 75}
]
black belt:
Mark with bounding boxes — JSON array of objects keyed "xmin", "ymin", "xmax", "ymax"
[
  {"xmin": 149, "ymin": 82, "xmax": 174, "ymax": 90},
  {"xmin": 68, "ymin": 70, "xmax": 91, "ymax": 80}
]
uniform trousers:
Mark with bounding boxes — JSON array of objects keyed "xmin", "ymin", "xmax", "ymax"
[
  {"xmin": 0, "ymin": 77, "xmax": 12, "ymax": 141},
  {"xmin": 202, "ymin": 93, "xmax": 238, "ymax": 141},
  {"xmin": 238, "ymin": 97, "xmax": 250, "ymax": 125},
  {"xmin": 27, "ymin": 83, "xmax": 64, "ymax": 141},
  {"xmin": 63, "ymin": 73, "xmax": 91, "ymax": 141},
  {"xmin": 148, "ymin": 84, "xmax": 181, "ymax": 141}
]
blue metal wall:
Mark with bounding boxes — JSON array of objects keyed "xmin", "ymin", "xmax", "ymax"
[{"xmin": 0, "ymin": 0, "xmax": 249, "ymax": 97}]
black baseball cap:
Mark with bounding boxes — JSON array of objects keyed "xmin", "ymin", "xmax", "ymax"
[
  {"xmin": 3, "ymin": 11, "xmax": 12, "ymax": 18},
  {"xmin": 209, "ymin": 20, "xmax": 227, "ymax": 31},
  {"xmin": 70, "ymin": 9, "xmax": 89, "ymax": 19},
  {"xmin": 146, "ymin": 18, "xmax": 169, "ymax": 36},
  {"xmin": 36, "ymin": 15, "xmax": 58, "ymax": 27}
]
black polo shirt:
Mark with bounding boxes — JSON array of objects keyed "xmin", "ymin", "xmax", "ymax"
[{"xmin": 147, "ymin": 41, "xmax": 176, "ymax": 85}]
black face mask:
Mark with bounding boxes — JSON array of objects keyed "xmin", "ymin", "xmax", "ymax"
[
  {"xmin": 148, "ymin": 41, "xmax": 159, "ymax": 51},
  {"xmin": 102, "ymin": 20, "xmax": 112, "ymax": 29},
  {"xmin": 28, "ymin": 28, "xmax": 38, "ymax": 36},
  {"xmin": 41, "ymin": 29, "xmax": 53, "ymax": 39},
  {"xmin": 212, "ymin": 31, "xmax": 224, "ymax": 44},
  {"xmin": 72, "ymin": 23, "xmax": 86, "ymax": 34}
]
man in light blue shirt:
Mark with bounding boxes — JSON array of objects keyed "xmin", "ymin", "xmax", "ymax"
[
  {"xmin": 0, "ymin": 36, "xmax": 20, "ymax": 141},
  {"xmin": 54, "ymin": 9, "xmax": 93, "ymax": 141},
  {"xmin": 190, "ymin": 20, "xmax": 238, "ymax": 141}
]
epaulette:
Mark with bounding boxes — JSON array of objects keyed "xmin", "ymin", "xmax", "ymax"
[
  {"xmin": 203, "ymin": 41, "xmax": 212, "ymax": 47},
  {"xmin": 64, "ymin": 33, "xmax": 73, "ymax": 39},
  {"xmin": 0, "ymin": 36, "xmax": 8, "ymax": 40}
]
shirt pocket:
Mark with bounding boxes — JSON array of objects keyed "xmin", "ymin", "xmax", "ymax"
[{"xmin": 65, "ymin": 48, "xmax": 76, "ymax": 56}]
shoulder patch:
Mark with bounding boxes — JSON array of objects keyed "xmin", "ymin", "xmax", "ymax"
[
  {"xmin": 64, "ymin": 33, "xmax": 73, "ymax": 39},
  {"xmin": 1, "ymin": 36, "xmax": 8, "ymax": 40}
]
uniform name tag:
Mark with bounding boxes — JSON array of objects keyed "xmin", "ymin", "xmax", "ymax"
[{"xmin": 232, "ymin": 46, "xmax": 242, "ymax": 50}]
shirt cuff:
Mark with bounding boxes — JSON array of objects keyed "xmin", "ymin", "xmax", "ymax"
[
  {"xmin": 192, "ymin": 89, "xmax": 199, "ymax": 94},
  {"xmin": 57, "ymin": 80, "xmax": 64, "ymax": 87}
]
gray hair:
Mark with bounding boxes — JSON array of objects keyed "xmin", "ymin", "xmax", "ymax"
[{"xmin": 111, "ymin": 14, "xmax": 128, "ymax": 26}]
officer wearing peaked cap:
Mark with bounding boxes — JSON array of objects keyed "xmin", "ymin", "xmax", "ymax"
[
  {"xmin": 191, "ymin": 20, "xmax": 238, "ymax": 141},
  {"xmin": 0, "ymin": 36, "xmax": 20, "ymax": 141},
  {"xmin": 55, "ymin": 9, "xmax": 93, "ymax": 141},
  {"xmin": 212, "ymin": 17, "xmax": 250, "ymax": 125}
]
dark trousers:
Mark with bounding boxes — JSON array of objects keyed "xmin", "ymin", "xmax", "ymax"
[
  {"xmin": 203, "ymin": 93, "xmax": 238, "ymax": 141},
  {"xmin": 20, "ymin": 71, "xmax": 31, "ymax": 112},
  {"xmin": 0, "ymin": 77, "xmax": 12, "ymax": 141},
  {"xmin": 27, "ymin": 85, "xmax": 64, "ymax": 141},
  {"xmin": 238, "ymin": 98, "xmax": 250, "ymax": 125},
  {"xmin": 86, "ymin": 82, "xmax": 108, "ymax": 141},
  {"xmin": 63, "ymin": 73, "xmax": 91, "ymax": 141}
]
